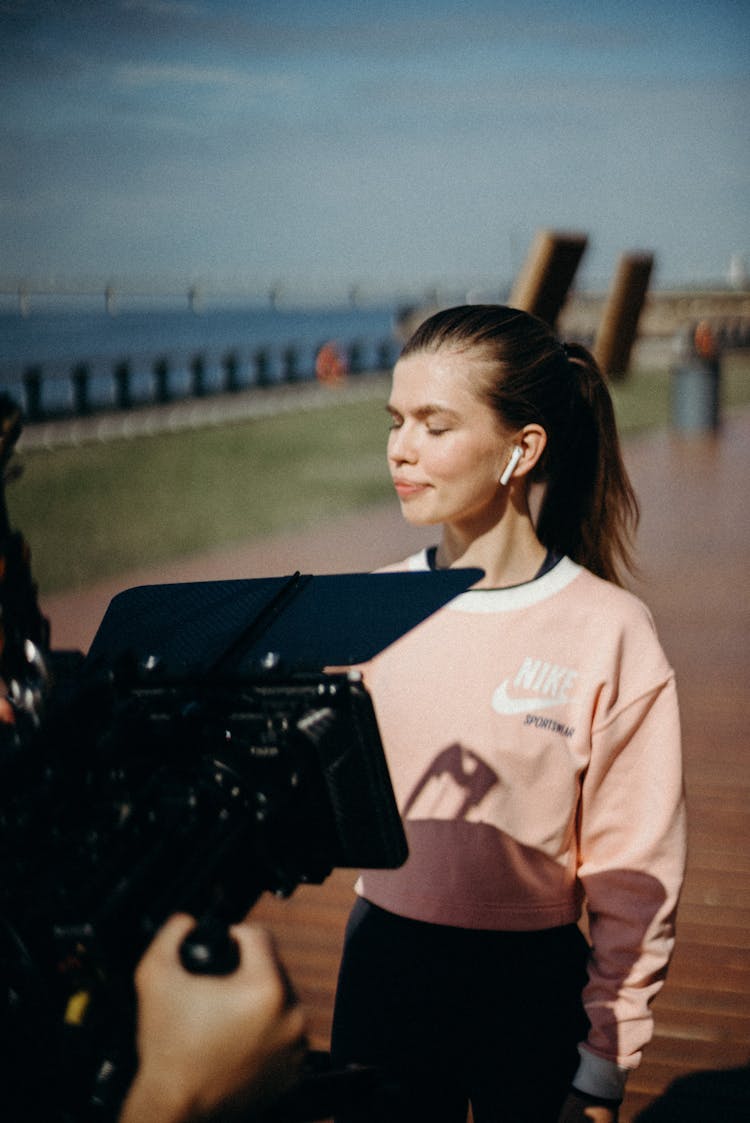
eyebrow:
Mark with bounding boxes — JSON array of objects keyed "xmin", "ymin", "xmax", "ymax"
[{"xmin": 386, "ymin": 403, "xmax": 461, "ymax": 421}]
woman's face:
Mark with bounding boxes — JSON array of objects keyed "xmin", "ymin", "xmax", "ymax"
[{"xmin": 386, "ymin": 347, "xmax": 512, "ymax": 531}]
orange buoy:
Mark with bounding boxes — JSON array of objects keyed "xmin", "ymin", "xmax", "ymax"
[{"xmin": 315, "ymin": 341, "xmax": 347, "ymax": 385}]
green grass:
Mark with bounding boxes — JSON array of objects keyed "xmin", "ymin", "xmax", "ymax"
[
  {"xmin": 7, "ymin": 356, "xmax": 749, "ymax": 594},
  {"xmin": 9, "ymin": 399, "xmax": 394, "ymax": 594}
]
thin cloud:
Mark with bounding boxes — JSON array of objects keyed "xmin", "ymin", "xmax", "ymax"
[
  {"xmin": 114, "ymin": 61, "xmax": 296, "ymax": 94},
  {"xmin": 121, "ymin": 0, "xmax": 208, "ymax": 16}
]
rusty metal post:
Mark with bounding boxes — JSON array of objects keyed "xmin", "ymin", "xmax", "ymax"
[
  {"xmin": 509, "ymin": 229, "xmax": 588, "ymax": 328},
  {"xmin": 594, "ymin": 252, "xmax": 654, "ymax": 379}
]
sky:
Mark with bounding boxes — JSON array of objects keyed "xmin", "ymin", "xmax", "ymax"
[{"xmin": 1, "ymin": 0, "xmax": 749, "ymax": 305}]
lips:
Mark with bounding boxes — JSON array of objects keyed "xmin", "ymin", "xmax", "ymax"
[{"xmin": 392, "ymin": 478, "xmax": 430, "ymax": 499}]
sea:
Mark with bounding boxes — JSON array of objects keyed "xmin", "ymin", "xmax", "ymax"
[{"xmin": 0, "ymin": 299, "xmax": 403, "ymax": 417}]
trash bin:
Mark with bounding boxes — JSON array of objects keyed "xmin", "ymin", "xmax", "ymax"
[{"xmin": 670, "ymin": 321, "xmax": 720, "ymax": 433}]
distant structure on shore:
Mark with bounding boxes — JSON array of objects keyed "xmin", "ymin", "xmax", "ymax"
[{"xmin": 728, "ymin": 254, "xmax": 748, "ymax": 291}]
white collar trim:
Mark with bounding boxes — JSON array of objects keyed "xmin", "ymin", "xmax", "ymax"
[{"xmin": 407, "ymin": 550, "xmax": 583, "ymax": 612}]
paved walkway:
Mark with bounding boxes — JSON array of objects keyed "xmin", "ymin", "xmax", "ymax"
[{"xmin": 42, "ymin": 412, "xmax": 750, "ymax": 1121}]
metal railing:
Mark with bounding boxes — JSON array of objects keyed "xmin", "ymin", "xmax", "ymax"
[{"xmin": 1, "ymin": 336, "xmax": 398, "ymax": 424}]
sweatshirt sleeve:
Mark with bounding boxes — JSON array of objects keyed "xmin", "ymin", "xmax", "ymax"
[{"xmin": 573, "ymin": 634, "xmax": 686, "ymax": 1098}]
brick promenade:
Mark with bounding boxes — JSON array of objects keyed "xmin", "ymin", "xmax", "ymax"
[{"xmin": 42, "ymin": 412, "xmax": 750, "ymax": 1121}]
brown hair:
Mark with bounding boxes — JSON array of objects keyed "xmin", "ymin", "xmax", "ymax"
[{"xmin": 400, "ymin": 305, "xmax": 639, "ymax": 585}]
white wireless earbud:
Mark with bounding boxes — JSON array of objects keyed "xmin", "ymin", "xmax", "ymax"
[{"xmin": 500, "ymin": 445, "xmax": 523, "ymax": 486}]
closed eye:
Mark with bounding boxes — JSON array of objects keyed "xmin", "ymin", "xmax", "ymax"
[{"xmin": 386, "ymin": 406, "xmax": 455, "ymax": 435}]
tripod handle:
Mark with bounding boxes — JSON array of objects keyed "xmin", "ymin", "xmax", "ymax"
[{"xmin": 179, "ymin": 917, "xmax": 240, "ymax": 975}]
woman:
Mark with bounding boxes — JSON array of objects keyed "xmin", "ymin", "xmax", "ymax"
[{"xmin": 331, "ymin": 306, "xmax": 686, "ymax": 1123}]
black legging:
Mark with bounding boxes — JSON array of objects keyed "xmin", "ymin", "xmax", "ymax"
[{"xmin": 331, "ymin": 899, "xmax": 590, "ymax": 1123}]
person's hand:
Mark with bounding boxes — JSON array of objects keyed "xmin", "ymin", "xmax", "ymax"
[
  {"xmin": 119, "ymin": 913, "xmax": 308, "ymax": 1123},
  {"xmin": 557, "ymin": 1090, "xmax": 619, "ymax": 1123}
]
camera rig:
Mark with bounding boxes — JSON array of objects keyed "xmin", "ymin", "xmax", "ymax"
[{"xmin": 0, "ymin": 394, "xmax": 480, "ymax": 1121}]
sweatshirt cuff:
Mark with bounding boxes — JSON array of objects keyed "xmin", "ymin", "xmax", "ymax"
[{"xmin": 572, "ymin": 1045, "xmax": 630, "ymax": 1101}]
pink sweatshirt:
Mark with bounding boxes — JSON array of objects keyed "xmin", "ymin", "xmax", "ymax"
[{"xmin": 356, "ymin": 552, "xmax": 686, "ymax": 1099}]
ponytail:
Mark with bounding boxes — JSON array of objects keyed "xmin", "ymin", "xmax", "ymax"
[
  {"xmin": 535, "ymin": 341, "xmax": 639, "ymax": 585},
  {"xmin": 401, "ymin": 305, "xmax": 640, "ymax": 586}
]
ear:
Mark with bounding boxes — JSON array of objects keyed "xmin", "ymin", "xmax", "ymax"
[{"xmin": 509, "ymin": 424, "xmax": 547, "ymax": 479}]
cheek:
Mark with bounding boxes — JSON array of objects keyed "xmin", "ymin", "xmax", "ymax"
[
  {"xmin": 444, "ymin": 440, "xmax": 501, "ymax": 485},
  {"xmin": 428, "ymin": 444, "xmax": 468, "ymax": 479}
]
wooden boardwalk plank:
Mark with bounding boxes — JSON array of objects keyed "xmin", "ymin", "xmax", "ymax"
[{"xmin": 610, "ymin": 417, "xmax": 750, "ymax": 1120}]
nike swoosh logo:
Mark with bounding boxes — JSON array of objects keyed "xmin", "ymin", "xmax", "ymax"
[{"xmin": 492, "ymin": 680, "xmax": 562, "ymax": 715}]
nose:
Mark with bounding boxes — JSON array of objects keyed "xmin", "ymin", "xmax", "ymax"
[{"xmin": 388, "ymin": 422, "xmax": 417, "ymax": 465}]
